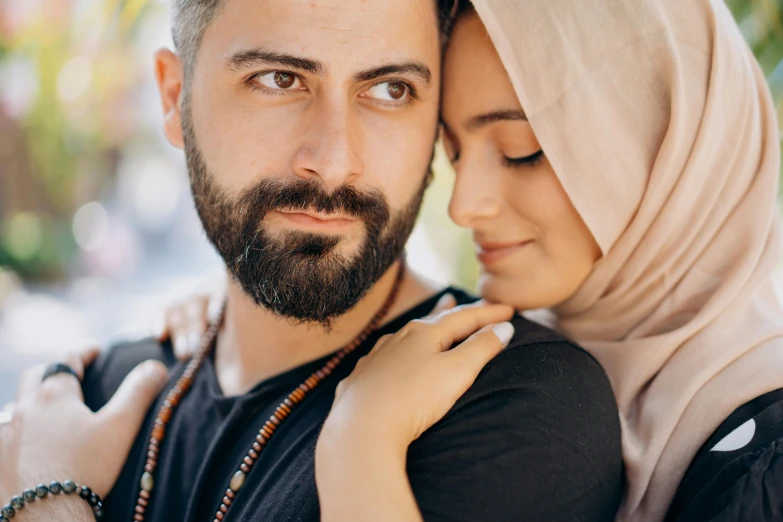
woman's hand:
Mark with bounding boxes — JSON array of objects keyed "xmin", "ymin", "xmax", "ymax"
[
  {"xmin": 150, "ymin": 273, "xmax": 227, "ymax": 360},
  {"xmin": 151, "ymin": 294, "xmax": 213, "ymax": 360},
  {"xmin": 0, "ymin": 349, "xmax": 168, "ymax": 514},
  {"xmin": 315, "ymin": 296, "xmax": 516, "ymax": 522},
  {"xmin": 324, "ymin": 296, "xmax": 515, "ymax": 449}
]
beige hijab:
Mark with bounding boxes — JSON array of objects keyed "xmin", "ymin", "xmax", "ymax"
[{"xmin": 468, "ymin": 0, "xmax": 783, "ymax": 520}]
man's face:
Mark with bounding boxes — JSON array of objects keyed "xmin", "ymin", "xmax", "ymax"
[{"xmin": 157, "ymin": 0, "xmax": 441, "ymax": 325}]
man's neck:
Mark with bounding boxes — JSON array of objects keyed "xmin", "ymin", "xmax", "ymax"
[{"xmin": 214, "ymin": 260, "xmax": 441, "ymax": 396}]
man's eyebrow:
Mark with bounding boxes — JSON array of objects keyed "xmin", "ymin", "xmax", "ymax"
[
  {"xmin": 466, "ymin": 109, "xmax": 528, "ymax": 131},
  {"xmin": 353, "ymin": 62, "xmax": 432, "ymax": 85},
  {"xmin": 226, "ymin": 48, "xmax": 325, "ymax": 75}
]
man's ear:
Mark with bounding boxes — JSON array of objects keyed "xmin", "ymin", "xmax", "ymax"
[{"xmin": 154, "ymin": 48, "xmax": 186, "ymax": 149}]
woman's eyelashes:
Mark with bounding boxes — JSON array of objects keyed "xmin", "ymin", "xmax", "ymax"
[
  {"xmin": 444, "ymin": 148, "xmax": 544, "ymax": 168},
  {"xmin": 503, "ymin": 150, "xmax": 544, "ymax": 168},
  {"xmin": 245, "ymin": 70, "xmax": 417, "ymax": 108}
]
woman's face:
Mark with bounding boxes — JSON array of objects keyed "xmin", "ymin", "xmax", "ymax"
[{"xmin": 441, "ymin": 12, "xmax": 601, "ymax": 310}]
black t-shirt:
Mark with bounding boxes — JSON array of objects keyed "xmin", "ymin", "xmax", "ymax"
[
  {"xmin": 666, "ymin": 388, "xmax": 783, "ymax": 522},
  {"xmin": 83, "ymin": 288, "xmax": 623, "ymax": 522}
]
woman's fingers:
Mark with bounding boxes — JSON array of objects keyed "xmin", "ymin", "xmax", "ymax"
[
  {"xmin": 97, "ymin": 360, "xmax": 169, "ymax": 440},
  {"xmin": 441, "ymin": 322, "xmax": 515, "ymax": 396},
  {"xmin": 16, "ymin": 345, "xmax": 100, "ymax": 404},
  {"xmin": 426, "ymin": 293, "xmax": 457, "ymax": 318},
  {"xmin": 38, "ymin": 351, "xmax": 90, "ymax": 401},
  {"xmin": 79, "ymin": 346, "xmax": 101, "ymax": 368},
  {"xmin": 448, "ymin": 322, "xmax": 515, "ymax": 365},
  {"xmin": 151, "ymin": 314, "xmax": 168, "ymax": 342},
  {"xmin": 158, "ymin": 296, "xmax": 211, "ymax": 360},
  {"xmin": 367, "ymin": 294, "xmax": 457, "ymax": 355},
  {"xmin": 173, "ymin": 330, "xmax": 203, "ymax": 360},
  {"xmin": 412, "ymin": 301, "xmax": 515, "ymax": 351},
  {"xmin": 16, "ymin": 363, "xmax": 47, "ymax": 400}
]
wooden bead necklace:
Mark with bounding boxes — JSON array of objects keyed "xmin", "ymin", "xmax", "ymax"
[{"xmin": 132, "ymin": 263, "xmax": 406, "ymax": 522}]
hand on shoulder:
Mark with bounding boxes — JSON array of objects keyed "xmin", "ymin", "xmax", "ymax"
[{"xmin": 0, "ymin": 347, "xmax": 168, "ymax": 510}]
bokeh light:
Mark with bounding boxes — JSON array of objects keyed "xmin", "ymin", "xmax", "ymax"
[
  {"xmin": 72, "ymin": 201, "xmax": 109, "ymax": 252},
  {"xmin": 0, "ymin": 0, "xmax": 781, "ymax": 404}
]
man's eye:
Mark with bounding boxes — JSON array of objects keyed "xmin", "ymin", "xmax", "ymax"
[
  {"xmin": 255, "ymin": 71, "xmax": 302, "ymax": 90},
  {"xmin": 365, "ymin": 81, "xmax": 411, "ymax": 102}
]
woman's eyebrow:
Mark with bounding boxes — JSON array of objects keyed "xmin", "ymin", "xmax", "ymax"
[{"xmin": 465, "ymin": 109, "xmax": 527, "ymax": 131}]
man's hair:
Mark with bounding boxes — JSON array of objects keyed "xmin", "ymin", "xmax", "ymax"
[{"xmin": 171, "ymin": 0, "xmax": 461, "ymax": 82}]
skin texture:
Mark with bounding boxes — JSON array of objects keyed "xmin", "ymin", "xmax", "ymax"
[
  {"xmin": 154, "ymin": 0, "xmax": 447, "ymax": 397},
  {"xmin": 0, "ymin": 349, "xmax": 168, "ymax": 521},
  {"xmin": 158, "ymin": 10, "xmax": 605, "ymax": 520},
  {"xmin": 442, "ymin": 11, "xmax": 601, "ymax": 311},
  {"xmin": 161, "ymin": 11, "xmax": 603, "ymax": 354},
  {"xmin": 0, "ymin": 2, "xmax": 517, "ymax": 521},
  {"xmin": 316, "ymin": 297, "xmax": 515, "ymax": 522},
  {"xmin": 316, "ymin": 13, "xmax": 602, "ymax": 519},
  {"xmin": 159, "ymin": 0, "xmax": 440, "ymax": 253}
]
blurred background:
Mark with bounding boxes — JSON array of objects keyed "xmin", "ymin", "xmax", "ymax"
[{"xmin": 0, "ymin": 0, "xmax": 782, "ymax": 403}]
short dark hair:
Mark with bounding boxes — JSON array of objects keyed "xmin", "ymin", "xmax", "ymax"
[
  {"xmin": 171, "ymin": 0, "xmax": 461, "ymax": 82},
  {"xmin": 171, "ymin": 0, "xmax": 224, "ymax": 83}
]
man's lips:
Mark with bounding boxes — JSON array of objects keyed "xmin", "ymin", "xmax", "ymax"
[
  {"xmin": 273, "ymin": 209, "xmax": 358, "ymax": 230},
  {"xmin": 476, "ymin": 240, "xmax": 534, "ymax": 266}
]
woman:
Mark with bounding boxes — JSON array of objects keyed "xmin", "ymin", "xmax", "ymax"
[{"xmin": 164, "ymin": 0, "xmax": 783, "ymax": 520}]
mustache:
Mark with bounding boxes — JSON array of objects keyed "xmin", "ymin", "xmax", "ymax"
[{"xmin": 238, "ymin": 178, "xmax": 391, "ymax": 223}]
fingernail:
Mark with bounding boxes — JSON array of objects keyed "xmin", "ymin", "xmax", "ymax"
[
  {"xmin": 436, "ymin": 293, "xmax": 455, "ymax": 307},
  {"xmin": 187, "ymin": 331, "xmax": 202, "ymax": 352},
  {"xmin": 207, "ymin": 299, "xmax": 224, "ymax": 323},
  {"xmin": 493, "ymin": 322, "xmax": 515, "ymax": 346},
  {"xmin": 150, "ymin": 317, "xmax": 165, "ymax": 339},
  {"xmin": 174, "ymin": 334, "xmax": 188, "ymax": 355},
  {"xmin": 141, "ymin": 360, "xmax": 166, "ymax": 380}
]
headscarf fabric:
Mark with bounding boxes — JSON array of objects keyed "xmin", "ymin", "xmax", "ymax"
[{"xmin": 468, "ymin": 0, "xmax": 783, "ymax": 519}]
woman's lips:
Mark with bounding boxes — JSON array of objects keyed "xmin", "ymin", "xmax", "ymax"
[
  {"xmin": 476, "ymin": 240, "xmax": 533, "ymax": 266},
  {"xmin": 273, "ymin": 210, "xmax": 357, "ymax": 231}
]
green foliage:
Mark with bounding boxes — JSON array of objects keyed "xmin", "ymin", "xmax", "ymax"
[
  {"xmin": 0, "ymin": 0, "xmax": 161, "ymax": 278},
  {"xmin": 0, "ymin": 0, "xmax": 782, "ymax": 282}
]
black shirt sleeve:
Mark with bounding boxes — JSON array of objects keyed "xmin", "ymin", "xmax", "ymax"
[
  {"xmin": 406, "ymin": 317, "xmax": 623, "ymax": 522},
  {"xmin": 666, "ymin": 389, "xmax": 783, "ymax": 522}
]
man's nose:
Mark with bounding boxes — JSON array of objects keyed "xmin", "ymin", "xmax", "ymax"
[{"xmin": 292, "ymin": 97, "xmax": 364, "ymax": 191}]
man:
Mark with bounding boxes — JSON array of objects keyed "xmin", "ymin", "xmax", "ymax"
[{"xmin": 0, "ymin": 1, "xmax": 622, "ymax": 520}]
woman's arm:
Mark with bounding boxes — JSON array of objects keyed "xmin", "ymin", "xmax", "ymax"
[
  {"xmin": 0, "ymin": 349, "xmax": 168, "ymax": 521},
  {"xmin": 318, "ymin": 321, "xmax": 623, "ymax": 522},
  {"xmin": 314, "ymin": 299, "xmax": 516, "ymax": 522},
  {"xmin": 316, "ymin": 423, "xmax": 422, "ymax": 522}
]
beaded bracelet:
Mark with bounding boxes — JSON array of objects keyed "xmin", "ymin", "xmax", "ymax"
[{"xmin": 0, "ymin": 480, "xmax": 104, "ymax": 521}]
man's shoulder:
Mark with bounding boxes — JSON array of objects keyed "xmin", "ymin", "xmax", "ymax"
[
  {"xmin": 430, "ymin": 310, "xmax": 620, "ymax": 461},
  {"xmin": 82, "ymin": 337, "xmax": 177, "ymax": 412},
  {"xmin": 503, "ymin": 313, "xmax": 607, "ymax": 376},
  {"xmin": 467, "ymin": 313, "xmax": 616, "ymax": 420},
  {"xmin": 408, "ymin": 314, "xmax": 623, "ymax": 520},
  {"xmin": 447, "ymin": 288, "xmax": 607, "ymax": 383},
  {"xmin": 448, "ymin": 289, "xmax": 576, "ymax": 344}
]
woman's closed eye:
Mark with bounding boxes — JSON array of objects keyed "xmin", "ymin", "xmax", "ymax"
[{"xmin": 504, "ymin": 150, "xmax": 544, "ymax": 168}]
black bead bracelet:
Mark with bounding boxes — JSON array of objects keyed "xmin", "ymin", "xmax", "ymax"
[{"xmin": 0, "ymin": 480, "xmax": 104, "ymax": 521}]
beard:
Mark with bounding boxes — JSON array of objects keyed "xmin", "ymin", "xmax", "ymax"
[{"xmin": 181, "ymin": 99, "xmax": 430, "ymax": 327}]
